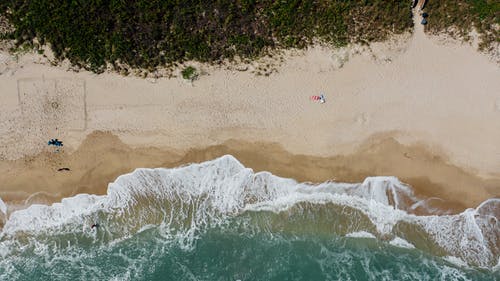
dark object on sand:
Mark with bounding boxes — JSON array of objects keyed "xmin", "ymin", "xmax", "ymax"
[
  {"xmin": 421, "ymin": 18, "xmax": 428, "ymax": 25},
  {"xmin": 91, "ymin": 223, "xmax": 100, "ymax": 229},
  {"xmin": 422, "ymin": 12, "xmax": 429, "ymax": 18},
  {"xmin": 58, "ymin": 168, "xmax": 71, "ymax": 171},
  {"xmin": 48, "ymin": 139, "xmax": 63, "ymax": 147}
]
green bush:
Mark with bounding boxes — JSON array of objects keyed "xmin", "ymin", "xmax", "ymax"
[
  {"xmin": 181, "ymin": 66, "xmax": 198, "ymax": 80},
  {"xmin": 0, "ymin": 0, "xmax": 413, "ymax": 72}
]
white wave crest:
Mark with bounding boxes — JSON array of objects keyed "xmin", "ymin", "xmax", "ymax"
[
  {"xmin": 418, "ymin": 198, "xmax": 500, "ymax": 268},
  {"xmin": 346, "ymin": 231, "xmax": 376, "ymax": 239},
  {"xmin": 1, "ymin": 155, "xmax": 498, "ymax": 268},
  {"xmin": 0, "ymin": 197, "xmax": 7, "ymax": 216},
  {"xmin": 389, "ymin": 237, "xmax": 416, "ymax": 249}
]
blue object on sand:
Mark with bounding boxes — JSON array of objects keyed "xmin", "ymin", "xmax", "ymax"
[{"xmin": 48, "ymin": 139, "xmax": 63, "ymax": 147}]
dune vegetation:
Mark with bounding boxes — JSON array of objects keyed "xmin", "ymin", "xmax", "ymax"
[
  {"xmin": 424, "ymin": 0, "xmax": 499, "ymax": 52},
  {"xmin": 0, "ymin": 0, "xmax": 413, "ymax": 73}
]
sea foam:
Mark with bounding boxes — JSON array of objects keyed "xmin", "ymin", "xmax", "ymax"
[
  {"xmin": 389, "ymin": 237, "xmax": 416, "ymax": 249},
  {"xmin": 0, "ymin": 197, "xmax": 6, "ymax": 216},
  {"xmin": 1, "ymin": 155, "xmax": 498, "ymax": 268},
  {"xmin": 346, "ymin": 231, "xmax": 376, "ymax": 239}
]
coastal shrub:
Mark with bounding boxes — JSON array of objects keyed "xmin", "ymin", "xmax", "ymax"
[
  {"xmin": 181, "ymin": 66, "xmax": 198, "ymax": 81},
  {"xmin": 425, "ymin": 0, "xmax": 500, "ymax": 52},
  {"xmin": 0, "ymin": 0, "xmax": 413, "ymax": 73}
]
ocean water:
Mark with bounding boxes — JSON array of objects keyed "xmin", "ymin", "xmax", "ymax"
[{"xmin": 0, "ymin": 155, "xmax": 498, "ymax": 280}]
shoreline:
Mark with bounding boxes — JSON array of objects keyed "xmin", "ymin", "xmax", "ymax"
[
  {"xmin": 0, "ymin": 131, "xmax": 498, "ymax": 217},
  {"xmin": 1, "ymin": 14, "xmax": 499, "ymax": 217}
]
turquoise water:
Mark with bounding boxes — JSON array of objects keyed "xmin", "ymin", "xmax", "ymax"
[
  {"xmin": 0, "ymin": 156, "xmax": 498, "ymax": 280},
  {"xmin": 1, "ymin": 221, "xmax": 496, "ymax": 281}
]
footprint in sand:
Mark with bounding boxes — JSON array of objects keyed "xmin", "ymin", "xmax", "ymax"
[{"xmin": 356, "ymin": 113, "xmax": 369, "ymax": 125}]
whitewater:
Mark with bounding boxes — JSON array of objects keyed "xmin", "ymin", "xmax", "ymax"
[{"xmin": 0, "ymin": 155, "xmax": 498, "ymax": 280}]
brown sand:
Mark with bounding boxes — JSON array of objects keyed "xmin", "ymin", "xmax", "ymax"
[{"xmin": 1, "ymin": 131, "xmax": 498, "ymax": 217}]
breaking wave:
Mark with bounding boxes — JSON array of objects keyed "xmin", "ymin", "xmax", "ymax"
[{"xmin": 0, "ymin": 155, "xmax": 498, "ymax": 279}]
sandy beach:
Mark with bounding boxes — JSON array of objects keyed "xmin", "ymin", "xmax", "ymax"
[{"xmin": 1, "ymin": 15, "xmax": 499, "ymax": 215}]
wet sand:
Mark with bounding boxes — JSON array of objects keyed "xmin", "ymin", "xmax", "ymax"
[{"xmin": 1, "ymin": 131, "xmax": 498, "ymax": 218}]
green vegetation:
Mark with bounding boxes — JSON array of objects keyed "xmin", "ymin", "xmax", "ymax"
[
  {"xmin": 425, "ymin": 0, "xmax": 500, "ymax": 52},
  {"xmin": 0, "ymin": 1, "xmax": 412, "ymax": 73},
  {"xmin": 181, "ymin": 66, "xmax": 198, "ymax": 80}
]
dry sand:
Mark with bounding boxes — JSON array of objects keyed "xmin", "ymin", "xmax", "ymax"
[{"xmin": 0, "ymin": 15, "xmax": 499, "ymax": 216}]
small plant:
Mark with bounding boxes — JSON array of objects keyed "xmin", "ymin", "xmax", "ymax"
[{"xmin": 181, "ymin": 66, "xmax": 198, "ymax": 81}]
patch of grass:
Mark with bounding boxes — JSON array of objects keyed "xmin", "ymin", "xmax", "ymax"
[
  {"xmin": 0, "ymin": 1, "xmax": 413, "ymax": 73},
  {"xmin": 181, "ymin": 66, "xmax": 198, "ymax": 81}
]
